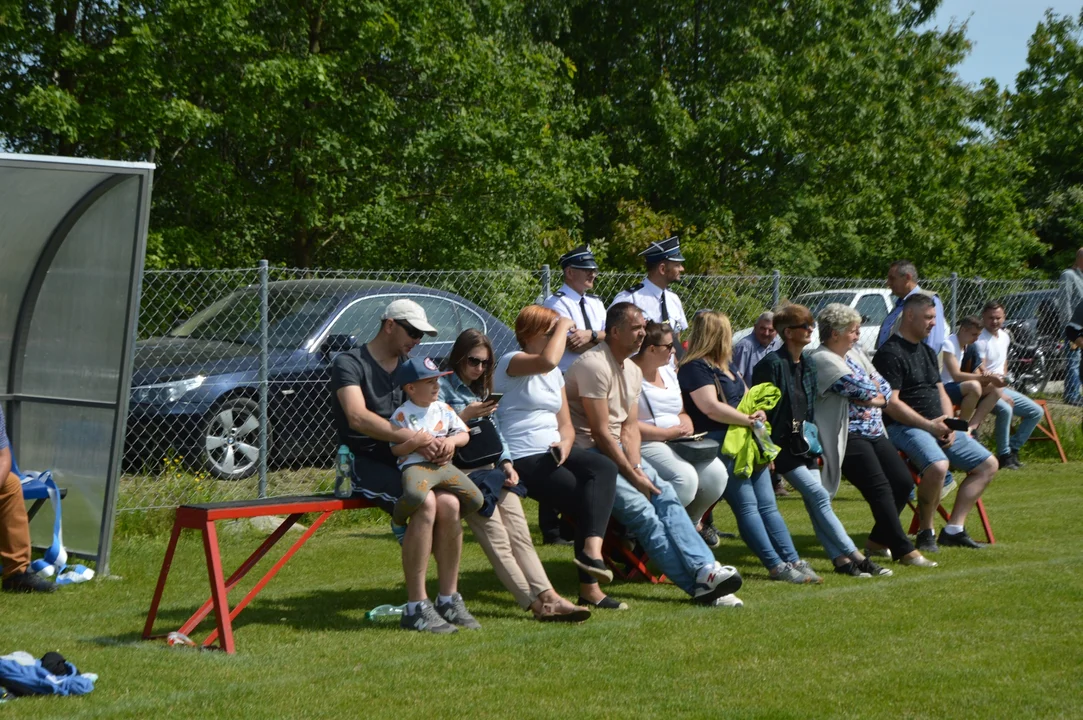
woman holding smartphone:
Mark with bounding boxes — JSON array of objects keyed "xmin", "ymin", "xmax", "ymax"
[
  {"xmin": 493, "ymin": 305, "xmax": 623, "ymax": 610},
  {"xmin": 440, "ymin": 329, "xmax": 591, "ymax": 622},
  {"xmin": 631, "ymin": 321, "xmax": 728, "ymax": 546}
]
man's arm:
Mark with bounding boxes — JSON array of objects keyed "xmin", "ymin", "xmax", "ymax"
[
  {"xmin": 337, "ymin": 386, "xmax": 415, "ymax": 445},
  {"xmin": 0, "ymin": 447, "xmax": 11, "ymax": 483},
  {"xmin": 581, "ymin": 396, "xmax": 658, "ymax": 495},
  {"xmin": 943, "ymin": 352, "xmax": 987, "ymax": 384}
]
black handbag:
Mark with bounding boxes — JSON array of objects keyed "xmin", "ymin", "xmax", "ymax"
[
  {"xmin": 453, "ymin": 416, "xmax": 504, "ymax": 469},
  {"xmin": 642, "ymin": 376, "xmax": 720, "ymax": 464},
  {"xmin": 783, "ymin": 362, "xmax": 822, "ymax": 458}
]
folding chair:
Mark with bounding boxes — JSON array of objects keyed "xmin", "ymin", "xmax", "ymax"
[
  {"xmin": 899, "ymin": 452, "xmax": 995, "ymax": 544},
  {"xmin": 11, "ymin": 455, "xmax": 67, "ymax": 521},
  {"xmin": 600, "ymin": 521, "xmax": 668, "ymax": 584},
  {"xmin": 1028, "ymin": 399, "xmax": 1067, "ymax": 464}
]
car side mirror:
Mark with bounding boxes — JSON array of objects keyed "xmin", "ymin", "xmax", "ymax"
[{"xmin": 320, "ymin": 334, "xmax": 355, "ymax": 356}]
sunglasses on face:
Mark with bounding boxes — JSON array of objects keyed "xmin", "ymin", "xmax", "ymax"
[
  {"xmin": 465, "ymin": 356, "xmax": 491, "ymax": 368},
  {"xmin": 394, "ymin": 319, "xmax": 424, "ymax": 340},
  {"xmin": 652, "ymin": 342, "xmax": 674, "ymax": 351},
  {"xmin": 791, "ymin": 323, "xmax": 815, "ymax": 332}
]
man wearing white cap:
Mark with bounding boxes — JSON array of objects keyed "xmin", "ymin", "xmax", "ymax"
[
  {"xmin": 544, "ymin": 245, "xmax": 608, "ymax": 373},
  {"xmin": 330, "ymin": 299, "xmax": 472, "ymax": 633},
  {"xmin": 612, "ymin": 236, "xmax": 690, "ymax": 340}
]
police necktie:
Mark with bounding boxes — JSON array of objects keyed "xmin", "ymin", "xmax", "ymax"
[
  {"xmin": 660, "ymin": 291, "xmax": 669, "ymax": 323},
  {"xmin": 580, "ymin": 297, "xmax": 593, "ymax": 331}
]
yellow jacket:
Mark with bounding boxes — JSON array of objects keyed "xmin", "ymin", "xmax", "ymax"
[{"xmin": 721, "ymin": 383, "xmax": 782, "ymax": 479}]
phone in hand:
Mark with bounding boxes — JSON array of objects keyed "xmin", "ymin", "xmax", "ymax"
[
  {"xmin": 485, "ymin": 393, "xmax": 504, "ymax": 405},
  {"xmin": 548, "ymin": 445, "xmax": 563, "ymax": 464},
  {"xmin": 943, "ymin": 417, "xmax": 970, "ymax": 432},
  {"xmin": 686, "ymin": 431, "xmax": 707, "ymax": 441}
]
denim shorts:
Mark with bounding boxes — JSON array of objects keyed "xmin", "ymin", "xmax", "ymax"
[
  {"xmin": 886, "ymin": 424, "xmax": 991, "ymax": 474},
  {"xmin": 943, "ymin": 382, "xmax": 963, "ymax": 405}
]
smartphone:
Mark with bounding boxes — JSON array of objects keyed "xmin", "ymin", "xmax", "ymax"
[
  {"xmin": 686, "ymin": 431, "xmax": 707, "ymax": 441},
  {"xmin": 944, "ymin": 417, "xmax": 970, "ymax": 432},
  {"xmin": 485, "ymin": 393, "xmax": 504, "ymax": 405},
  {"xmin": 548, "ymin": 445, "xmax": 563, "ymax": 464}
]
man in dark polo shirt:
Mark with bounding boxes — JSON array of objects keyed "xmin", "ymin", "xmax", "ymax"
[
  {"xmin": 330, "ymin": 299, "xmax": 476, "ymax": 634},
  {"xmin": 873, "ymin": 294, "xmax": 998, "ymax": 554}
]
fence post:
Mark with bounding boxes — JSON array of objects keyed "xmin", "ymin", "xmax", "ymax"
[
  {"xmin": 258, "ymin": 260, "xmax": 269, "ymax": 499},
  {"xmin": 950, "ymin": 272, "xmax": 958, "ymax": 328},
  {"xmin": 540, "ymin": 264, "xmax": 551, "ymax": 301},
  {"xmin": 771, "ymin": 269, "xmax": 781, "ymax": 308}
]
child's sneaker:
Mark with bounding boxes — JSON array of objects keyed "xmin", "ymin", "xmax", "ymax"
[
  {"xmin": 400, "ymin": 599, "xmax": 457, "ymax": 634},
  {"xmin": 692, "ymin": 562, "xmax": 742, "ymax": 604},
  {"xmin": 391, "ymin": 519, "xmax": 407, "ymax": 546},
  {"xmin": 434, "ymin": 592, "xmax": 481, "ymax": 630}
]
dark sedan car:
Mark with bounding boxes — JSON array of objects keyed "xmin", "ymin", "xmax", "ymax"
[{"xmin": 126, "ymin": 279, "xmax": 517, "ymax": 480}]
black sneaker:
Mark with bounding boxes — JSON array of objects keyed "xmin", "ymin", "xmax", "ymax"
[
  {"xmin": 915, "ymin": 529, "xmax": 939, "ymax": 554},
  {"xmin": 699, "ymin": 523, "xmax": 721, "ymax": 549},
  {"xmin": 833, "ymin": 562, "xmax": 872, "ymax": 578},
  {"xmin": 435, "ymin": 592, "xmax": 481, "ymax": 630},
  {"xmin": 937, "ymin": 528, "xmax": 986, "ymax": 549},
  {"xmin": 577, "ymin": 594, "xmax": 629, "ymax": 610},
  {"xmin": 573, "ymin": 553, "xmax": 614, "ymax": 584},
  {"xmin": 1010, "ymin": 451, "xmax": 1025, "ymax": 468},
  {"xmin": 400, "ymin": 599, "xmax": 457, "ymax": 634},
  {"xmin": 542, "ymin": 537, "xmax": 574, "ymax": 547},
  {"xmin": 1, "ymin": 570, "xmax": 56, "ymax": 593},
  {"xmin": 996, "ymin": 453, "xmax": 1019, "ymax": 470},
  {"xmin": 856, "ymin": 558, "xmax": 893, "ymax": 577}
]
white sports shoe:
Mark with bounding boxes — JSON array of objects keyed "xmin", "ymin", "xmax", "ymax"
[
  {"xmin": 693, "ymin": 562, "xmax": 742, "ymax": 602},
  {"xmin": 707, "ymin": 594, "xmax": 744, "ymax": 608}
]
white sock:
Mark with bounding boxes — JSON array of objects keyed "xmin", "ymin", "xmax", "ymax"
[
  {"xmin": 407, "ymin": 601, "xmax": 422, "ymax": 614},
  {"xmin": 437, "ymin": 594, "xmax": 455, "ymax": 605},
  {"xmin": 943, "ymin": 524, "xmax": 964, "ymax": 535}
]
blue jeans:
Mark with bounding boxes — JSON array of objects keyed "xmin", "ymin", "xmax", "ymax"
[
  {"xmin": 886, "ymin": 425, "xmax": 991, "ymax": 473},
  {"xmin": 1065, "ymin": 348, "xmax": 1081, "ymax": 403},
  {"xmin": 993, "ymin": 389, "xmax": 1043, "ymax": 456},
  {"xmin": 719, "ymin": 456, "xmax": 799, "ymax": 571},
  {"xmin": 598, "ymin": 452, "xmax": 715, "ymax": 597},
  {"xmin": 781, "ymin": 465, "xmax": 857, "ymax": 561}
]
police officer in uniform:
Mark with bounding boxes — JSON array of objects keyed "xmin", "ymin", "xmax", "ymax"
[
  {"xmin": 612, "ymin": 236, "xmax": 689, "ymax": 355},
  {"xmin": 543, "ymin": 245, "xmax": 608, "ymax": 373}
]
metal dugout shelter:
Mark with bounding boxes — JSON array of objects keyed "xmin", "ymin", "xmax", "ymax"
[{"xmin": 0, "ymin": 154, "xmax": 153, "ymax": 575}]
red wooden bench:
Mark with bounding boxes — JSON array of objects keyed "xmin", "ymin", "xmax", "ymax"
[
  {"xmin": 899, "ymin": 453, "xmax": 995, "ymax": 544},
  {"xmin": 143, "ymin": 494, "xmax": 376, "ymax": 654}
]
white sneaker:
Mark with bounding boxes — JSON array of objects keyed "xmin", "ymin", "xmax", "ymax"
[
  {"xmin": 708, "ymin": 593, "xmax": 744, "ymax": 608},
  {"xmin": 693, "ymin": 562, "xmax": 742, "ymax": 602}
]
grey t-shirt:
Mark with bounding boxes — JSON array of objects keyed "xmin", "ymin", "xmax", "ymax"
[{"xmin": 329, "ymin": 345, "xmax": 403, "ymax": 463}]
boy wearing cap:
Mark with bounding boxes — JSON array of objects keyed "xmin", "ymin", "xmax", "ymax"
[
  {"xmin": 543, "ymin": 245, "xmax": 608, "ymax": 373},
  {"xmin": 612, "ymin": 236, "xmax": 689, "ymax": 337},
  {"xmin": 330, "ymin": 299, "xmax": 476, "ymax": 634},
  {"xmin": 389, "ymin": 357, "xmax": 485, "ymax": 533}
]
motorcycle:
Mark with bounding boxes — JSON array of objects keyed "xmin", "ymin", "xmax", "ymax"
[{"xmin": 1006, "ymin": 341, "xmax": 1048, "ymax": 397}]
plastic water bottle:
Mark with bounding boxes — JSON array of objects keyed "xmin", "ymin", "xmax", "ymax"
[
  {"xmin": 334, "ymin": 445, "xmax": 353, "ymax": 498},
  {"xmin": 365, "ymin": 604, "xmax": 405, "ymax": 621}
]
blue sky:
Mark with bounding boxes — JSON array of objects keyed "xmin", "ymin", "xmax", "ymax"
[{"xmin": 928, "ymin": 0, "xmax": 1082, "ymax": 90}]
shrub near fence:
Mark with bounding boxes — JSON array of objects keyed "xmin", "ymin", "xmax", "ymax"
[{"xmin": 119, "ymin": 265, "xmax": 1060, "ymax": 514}]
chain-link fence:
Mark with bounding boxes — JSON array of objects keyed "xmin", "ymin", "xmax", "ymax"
[{"xmin": 119, "ymin": 265, "xmax": 1061, "ymax": 513}]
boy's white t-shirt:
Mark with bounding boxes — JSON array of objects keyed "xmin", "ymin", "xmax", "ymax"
[
  {"xmin": 974, "ymin": 328, "xmax": 1011, "ymax": 376},
  {"xmin": 940, "ymin": 333, "xmax": 964, "ymax": 385},
  {"xmin": 492, "ymin": 351, "xmax": 564, "ymax": 459},
  {"xmin": 389, "ymin": 398, "xmax": 467, "ymax": 468},
  {"xmin": 637, "ymin": 364, "xmax": 683, "ymax": 429}
]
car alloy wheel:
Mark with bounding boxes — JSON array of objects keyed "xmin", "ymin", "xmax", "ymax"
[{"xmin": 204, "ymin": 397, "xmax": 264, "ymax": 480}]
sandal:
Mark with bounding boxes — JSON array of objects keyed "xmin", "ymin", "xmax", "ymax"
[
  {"xmin": 532, "ymin": 600, "xmax": 592, "ymax": 623},
  {"xmin": 577, "ymin": 594, "xmax": 629, "ymax": 611}
]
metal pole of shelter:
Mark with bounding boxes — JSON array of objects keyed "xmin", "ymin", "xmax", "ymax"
[{"xmin": 258, "ymin": 260, "xmax": 269, "ymax": 499}]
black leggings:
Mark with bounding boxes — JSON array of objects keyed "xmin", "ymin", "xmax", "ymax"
[
  {"xmin": 841, "ymin": 433, "xmax": 916, "ymax": 558},
  {"xmin": 514, "ymin": 448, "xmax": 618, "ymax": 584}
]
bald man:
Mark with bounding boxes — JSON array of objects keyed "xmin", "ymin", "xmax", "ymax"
[{"xmin": 1058, "ymin": 248, "xmax": 1083, "ymax": 405}]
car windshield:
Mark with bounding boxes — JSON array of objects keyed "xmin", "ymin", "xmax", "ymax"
[
  {"xmin": 169, "ymin": 288, "xmax": 340, "ymax": 348},
  {"xmin": 793, "ymin": 291, "xmax": 856, "ymax": 314},
  {"xmin": 1003, "ymin": 294, "xmax": 1040, "ymax": 322}
]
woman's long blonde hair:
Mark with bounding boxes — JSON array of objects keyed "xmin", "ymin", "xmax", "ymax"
[{"xmin": 682, "ymin": 310, "xmax": 733, "ymax": 370}]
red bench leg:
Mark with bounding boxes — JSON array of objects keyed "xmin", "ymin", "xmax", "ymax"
[
  {"xmin": 201, "ymin": 521, "xmax": 235, "ymax": 653},
  {"xmin": 143, "ymin": 519, "xmax": 184, "ymax": 640},
  {"xmin": 202, "ymin": 511, "xmax": 334, "ymax": 647}
]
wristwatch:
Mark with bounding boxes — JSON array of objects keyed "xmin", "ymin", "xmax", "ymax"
[
  {"xmin": 632, "ymin": 463, "xmax": 642, "ymax": 471},
  {"xmin": 590, "ymin": 330, "xmax": 598, "ymax": 343}
]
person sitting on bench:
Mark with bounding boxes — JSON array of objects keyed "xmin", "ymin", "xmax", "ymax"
[
  {"xmin": 940, "ymin": 315, "xmax": 1002, "ymax": 434},
  {"xmin": 330, "ymin": 299, "xmax": 478, "ymax": 635},
  {"xmin": 872, "ymin": 294, "xmax": 999, "ymax": 554},
  {"xmin": 565, "ymin": 302, "xmax": 743, "ymax": 608},
  {"xmin": 1, "ymin": 405, "xmax": 54, "ymax": 593}
]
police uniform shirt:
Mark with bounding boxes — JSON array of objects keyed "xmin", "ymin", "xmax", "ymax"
[
  {"xmin": 543, "ymin": 283, "xmax": 607, "ymax": 372},
  {"xmin": 611, "ymin": 277, "xmax": 689, "ymax": 335}
]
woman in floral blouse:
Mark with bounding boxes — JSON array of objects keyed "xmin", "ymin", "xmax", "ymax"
[{"xmin": 813, "ymin": 304, "xmax": 937, "ymax": 568}]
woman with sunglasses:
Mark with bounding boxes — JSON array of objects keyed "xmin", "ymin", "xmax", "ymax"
[
  {"xmin": 439, "ymin": 329, "xmax": 590, "ymax": 622},
  {"xmin": 493, "ymin": 305, "xmax": 624, "ymax": 610},
  {"xmin": 750, "ymin": 304, "xmax": 890, "ymax": 578},
  {"xmin": 678, "ymin": 310, "xmax": 813, "ymax": 584},
  {"xmin": 631, "ymin": 321, "xmax": 728, "ymax": 546}
]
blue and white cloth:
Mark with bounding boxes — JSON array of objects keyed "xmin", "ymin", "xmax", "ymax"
[{"xmin": 0, "ymin": 652, "xmax": 96, "ymax": 697}]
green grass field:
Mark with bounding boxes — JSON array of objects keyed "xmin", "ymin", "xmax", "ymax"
[{"xmin": 4, "ymin": 463, "xmax": 1082, "ymax": 719}]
